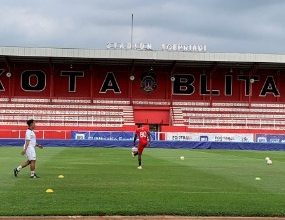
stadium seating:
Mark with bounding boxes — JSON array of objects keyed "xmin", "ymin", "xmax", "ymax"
[
  {"xmin": 172, "ymin": 101, "xmax": 285, "ymax": 130},
  {"xmin": 0, "ymin": 98, "xmax": 135, "ymax": 127},
  {"xmin": 2, "ymin": 97, "xmax": 284, "ymax": 130}
]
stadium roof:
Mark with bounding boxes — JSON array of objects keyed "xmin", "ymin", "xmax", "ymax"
[{"xmin": 1, "ymin": 46, "xmax": 285, "ymax": 69}]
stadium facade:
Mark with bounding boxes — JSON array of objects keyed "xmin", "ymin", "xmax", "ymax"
[{"xmin": 1, "ymin": 46, "xmax": 285, "ymax": 138}]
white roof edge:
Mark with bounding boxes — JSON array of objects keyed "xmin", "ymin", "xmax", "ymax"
[{"xmin": 0, "ymin": 46, "xmax": 285, "ymax": 63}]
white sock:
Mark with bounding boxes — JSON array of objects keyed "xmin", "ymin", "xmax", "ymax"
[
  {"xmin": 17, "ymin": 165, "xmax": 22, "ymax": 171},
  {"xmin": 31, "ymin": 171, "xmax": 35, "ymax": 176}
]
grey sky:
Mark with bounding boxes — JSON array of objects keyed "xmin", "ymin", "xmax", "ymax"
[{"xmin": 0, "ymin": 0, "xmax": 285, "ymax": 53}]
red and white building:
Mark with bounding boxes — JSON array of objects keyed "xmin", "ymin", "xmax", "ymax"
[{"xmin": 1, "ymin": 46, "xmax": 285, "ymax": 138}]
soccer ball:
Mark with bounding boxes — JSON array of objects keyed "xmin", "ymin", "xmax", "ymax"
[
  {"xmin": 132, "ymin": 147, "xmax": 138, "ymax": 153},
  {"xmin": 265, "ymin": 157, "xmax": 272, "ymax": 165},
  {"xmin": 180, "ymin": 156, "xmax": 185, "ymax": 160}
]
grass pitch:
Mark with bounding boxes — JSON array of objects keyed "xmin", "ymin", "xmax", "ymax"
[{"xmin": 0, "ymin": 147, "xmax": 285, "ymax": 216}]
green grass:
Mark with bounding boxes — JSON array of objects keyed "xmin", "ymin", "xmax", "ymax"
[{"xmin": 1, "ymin": 147, "xmax": 285, "ymax": 216}]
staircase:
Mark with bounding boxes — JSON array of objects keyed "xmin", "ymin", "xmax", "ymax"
[
  {"xmin": 123, "ymin": 106, "xmax": 135, "ymax": 125},
  {"xmin": 171, "ymin": 107, "xmax": 185, "ymax": 126}
]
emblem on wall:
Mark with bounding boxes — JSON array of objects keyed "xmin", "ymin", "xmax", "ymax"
[{"xmin": 140, "ymin": 68, "xmax": 157, "ymax": 93}]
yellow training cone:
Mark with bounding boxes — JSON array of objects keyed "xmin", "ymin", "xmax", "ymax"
[
  {"xmin": 46, "ymin": 189, "xmax": 54, "ymax": 193},
  {"xmin": 58, "ymin": 175, "xmax": 64, "ymax": 179}
]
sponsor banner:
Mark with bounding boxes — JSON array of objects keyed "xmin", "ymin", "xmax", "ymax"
[
  {"xmin": 166, "ymin": 132, "xmax": 254, "ymax": 143},
  {"xmin": 255, "ymin": 134, "xmax": 285, "ymax": 143},
  {"xmin": 71, "ymin": 131, "xmax": 158, "ymax": 141},
  {"xmin": 71, "ymin": 131, "xmax": 133, "ymax": 141}
]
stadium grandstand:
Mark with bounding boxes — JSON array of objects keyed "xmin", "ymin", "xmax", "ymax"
[{"xmin": 1, "ymin": 46, "xmax": 285, "ymax": 141}]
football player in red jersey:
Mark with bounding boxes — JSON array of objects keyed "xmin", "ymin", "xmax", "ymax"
[{"xmin": 133, "ymin": 124, "xmax": 151, "ymax": 169}]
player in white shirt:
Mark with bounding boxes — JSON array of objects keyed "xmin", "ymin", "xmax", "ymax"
[{"xmin": 14, "ymin": 119, "xmax": 43, "ymax": 178}]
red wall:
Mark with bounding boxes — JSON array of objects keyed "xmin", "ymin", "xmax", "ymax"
[
  {"xmin": 133, "ymin": 107, "xmax": 170, "ymax": 124},
  {"xmin": 0, "ymin": 63, "xmax": 284, "ymax": 102},
  {"xmin": 160, "ymin": 126, "xmax": 285, "ymax": 134},
  {"xmin": 1, "ymin": 125, "xmax": 284, "ymax": 139},
  {"xmin": 0, "ymin": 125, "xmax": 137, "ymax": 139}
]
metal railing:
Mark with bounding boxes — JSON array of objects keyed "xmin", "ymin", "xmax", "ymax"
[
  {"xmin": 0, "ymin": 130, "xmax": 257, "ymax": 143},
  {"xmin": 0, "ymin": 114, "xmax": 124, "ymax": 127},
  {"xmin": 0, "ymin": 129, "xmax": 69, "ymax": 139},
  {"xmin": 188, "ymin": 117, "xmax": 285, "ymax": 129}
]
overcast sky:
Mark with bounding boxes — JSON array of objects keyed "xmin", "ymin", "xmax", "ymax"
[{"xmin": 0, "ymin": 0, "xmax": 285, "ymax": 54}]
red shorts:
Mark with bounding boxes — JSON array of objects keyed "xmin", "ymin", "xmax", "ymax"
[{"xmin": 138, "ymin": 142, "xmax": 148, "ymax": 154}]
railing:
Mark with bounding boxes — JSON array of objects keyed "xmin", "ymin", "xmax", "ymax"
[
  {"xmin": 0, "ymin": 130, "xmax": 139, "ymax": 140},
  {"xmin": 0, "ymin": 130, "xmax": 268, "ymax": 143},
  {"xmin": 1, "ymin": 129, "xmax": 285, "ymax": 144},
  {"xmin": 132, "ymin": 99, "xmax": 171, "ymax": 106},
  {"xmin": 0, "ymin": 97, "xmax": 131, "ymax": 105},
  {"xmin": 0, "ymin": 115, "xmax": 124, "ymax": 127},
  {"xmin": 188, "ymin": 117, "xmax": 285, "ymax": 129},
  {"xmin": 0, "ymin": 129, "xmax": 69, "ymax": 139}
]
